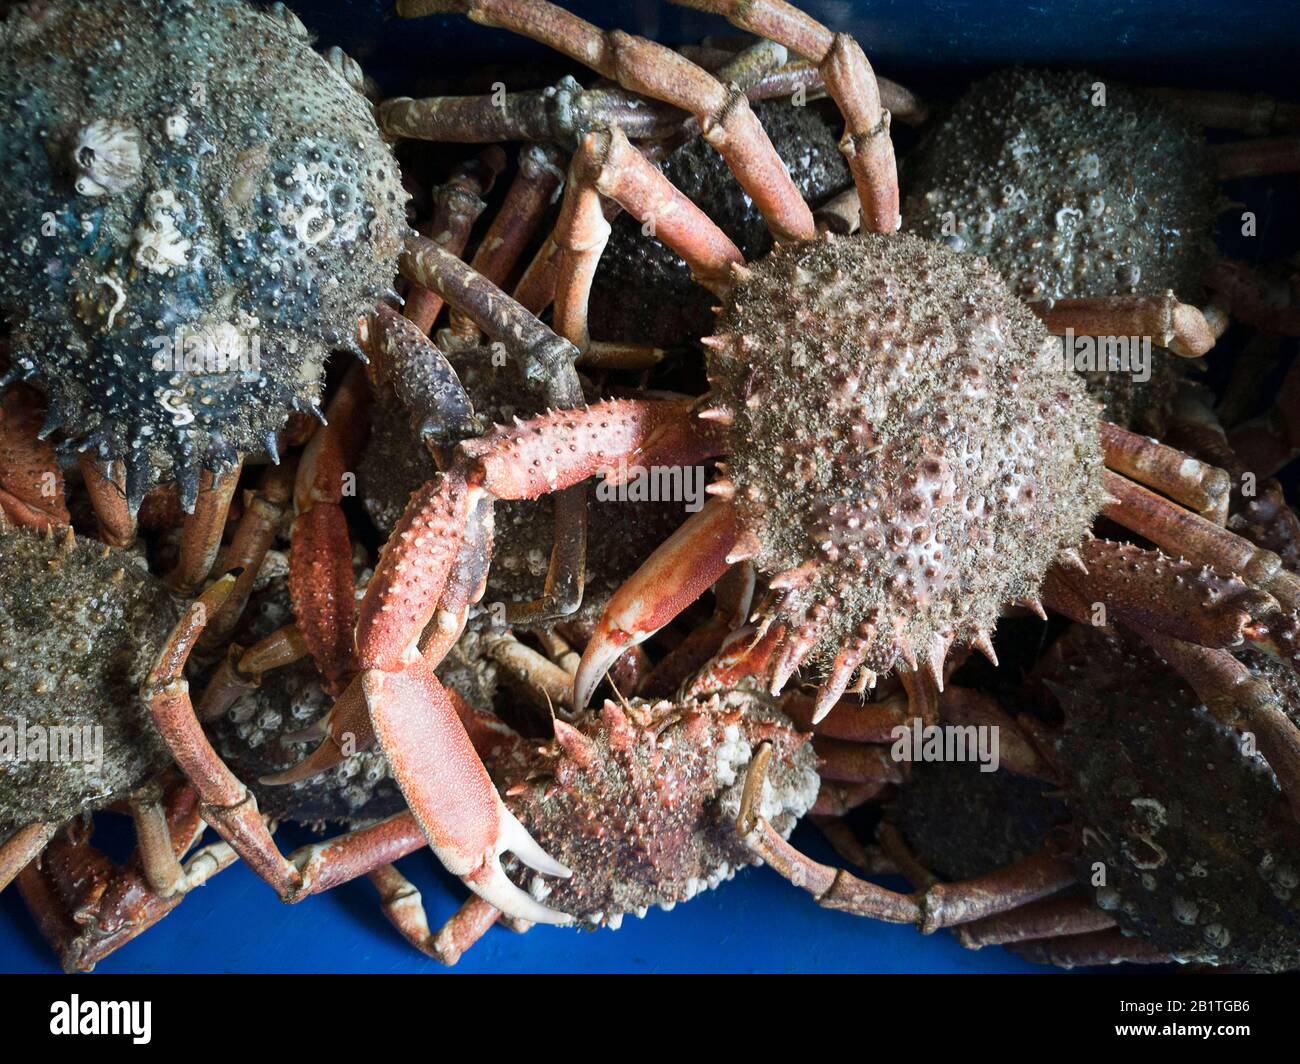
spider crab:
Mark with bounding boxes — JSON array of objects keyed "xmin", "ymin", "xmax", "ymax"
[
  {"xmin": 113, "ymin": 0, "xmax": 1300, "ymax": 931},
  {"xmin": 872, "ymin": 622, "xmax": 1300, "ymax": 970},
  {"xmin": 905, "ymin": 69, "xmax": 1300, "ymax": 433},
  {"xmin": 0, "ymin": 0, "xmax": 407, "ymax": 595}
]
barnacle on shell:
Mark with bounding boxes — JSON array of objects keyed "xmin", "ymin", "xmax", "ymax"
[{"xmin": 0, "ymin": 0, "xmax": 408, "ymax": 510}]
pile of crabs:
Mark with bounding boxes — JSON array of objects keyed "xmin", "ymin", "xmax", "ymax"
[{"xmin": 2, "ymin": 0, "xmax": 1300, "ymax": 972}]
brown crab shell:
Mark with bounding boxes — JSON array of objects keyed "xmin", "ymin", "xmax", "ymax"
[
  {"xmin": 498, "ymin": 691, "xmax": 819, "ymax": 927},
  {"xmin": 0, "ymin": 527, "xmax": 179, "ymax": 837},
  {"xmin": 710, "ymin": 232, "xmax": 1104, "ymax": 679}
]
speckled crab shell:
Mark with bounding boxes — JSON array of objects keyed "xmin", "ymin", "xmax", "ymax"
[
  {"xmin": 709, "ymin": 231, "xmax": 1104, "ymax": 680},
  {"xmin": 0, "ymin": 526, "xmax": 180, "ymax": 838},
  {"xmin": 0, "ymin": 0, "xmax": 408, "ymax": 509},
  {"xmin": 500, "ymin": 690, "xmax": 819, "ymax": 927}
]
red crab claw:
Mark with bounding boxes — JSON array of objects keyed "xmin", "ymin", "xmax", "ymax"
[
  {"xmin": 361, "ymin": 657, "xmax": 572, "ymax": 925},
  {"xmin": 353, "ymin": 469, "xmax": 571, "ymax": 923},
  {"xmin": 575, "ymin": 497, "xmax": 740, "ymax": 708}
]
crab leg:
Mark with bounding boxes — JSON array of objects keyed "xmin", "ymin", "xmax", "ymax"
[
  {"xmin": 1215, "ymin": 135, "xmax": 1300, "ymax": 179},
  {"xmin": 1030, "ymin": 292, "xmax": 1219, "ymax": 358},
  {"xmin": 1100, "ymin": 421, "xmax": 1231, "ymax": 522},
  {"xmin": 404, "ymin": 0, "xmax": 814, "ymax": 241},
  {"xmin": 446, "ymin": 144, "xmax": 568, "ymax": 345},
  {"xmin": 167, "ymin": 462, "xmax": 243, "ymax": 594},
  {"xmin": 404, "ymin": 147, "xmax": 503, "ymax": 335},
  {"xmin": 1205, "ymin": 258, "xmax": 1300, "ymax": 336},
  {"xmin": 78, "ymin": 456, "xmax": 136, "ymax": 546},
  {"xmin": 200, "ymin": 459, "xmax": 296, "ymax": 654},
  {"xmin": 143, "ymin": 574, "xmax": 305, "ymax": 899},
  {"xmin": 368, "ymin": 863, "xmax": 503, "ymax": 963},
  {"xmin": 737, "ymin": 746, "xmax": 922, "ymax": 921},
  {"xmin": 380, "ymin": 80, "xmax": 684, "ymax": 148},
  {"xmin": 575, "ymin": 497, "xmax": 741, "ymax": 708},
  {"xmin": 556, "ymin": 127, "xmax": 745, "ymax": 359},
  {"xmin": 0, "ymin": 385, "xmax": 69, "ymax": 530},
  {"xmin": 290, "ymin": 364, "xmax": 370, "ymax": 688},
  {"xmin": 1011, "ymin": 928, "xmax": 1172, "ymax": 968},
  {"xmin": 1147, "ymin": 87, "xmax": 1300, "ymax": 133},
  {"xmin": 0, "ymin": 821, "xmax": 57, "ymax": 893},
  {"xmin": 367, "ymin": 304, "xmax": 478, "ymax": 451},
  {"xmin": 1102, "ymin": 469, "xmax": 1300, "ymax": 611},
  {"xmin": 482, "ymin": 630, "xmax": 576, "ymax": 712},
  {"xmin": 954, "ymin": 895, "xmax": 1117, "ymax": 949},
  {"xmin": 639, "ymin": 562, "xmax": 754, "ymax": 696},
  {"xmin": 670, "ymin": 0, "xmax": 899, "ymax": 233},
  {"xmin": 17, "ymin": 785, "xmax": 237, "ymax": 972},
  {"xmin": 359, "ymin": 655, "xmax": 573, "ymax": 924},
  {"xmin": 1045, "ymin": 537, "xmax": 1280, "ymax": 650}
]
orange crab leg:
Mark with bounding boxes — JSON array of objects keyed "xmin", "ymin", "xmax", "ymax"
[
  {"xmin": 167, "ymin": 462, "xmax": 243, "ymax": 595},
  {"xmin": 0, "ymin": 385, "xmax": 68, "ymax": 530},
  {"xmin": 1030, "ymin": 292, "xmax": 1219, "ymax": 358},
  {"xmin": 447, "ymin": 144, "xmax": 567, "ymax": 344},
  {"xmin": 0, "ymin": 821, "xmax": 57, "ymax": 893},
  {"xmin": 78, "ymin": 455, "xmax": 136, "ymax": 546},
  {"xmin": 290, "ymin": 364, "xmax": 371, "ymax": 688},
  {"xmin": 1099, "ymin": 420, "xmax": 1231, "ymax": 522},
  {"xmin": 404, "ymin": 147, "xmax": 504, "ymax": 335},
  {"xmin": 575, "ymin": 497, "xmax": 740, "ymax": 707},
  {"xmin": 403, "ymin": 0, "xmax": 814, "ymax": 241},
  {"xmin": 670, "ymin": 0, "xmax": 899, "ymax": 233}
]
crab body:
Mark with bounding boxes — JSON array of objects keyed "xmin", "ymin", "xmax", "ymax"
[
  {"xmin": 0, "ymin": 526, "xmax": 180, "ymax": 838},
  {"xmin": 710, "ymin": 232, "xmax": 1104, "ymax": 675},
  {"xmin": 0, "ymin": 0, "xmax": 407, "ymax": 508},
  {"xmin": 498, "ymin": 691, "xmax": 818, "ymax": 926},
  {"xmin": 1046, "ymin": 625, "xmax": 1300, "ymax": 970}
]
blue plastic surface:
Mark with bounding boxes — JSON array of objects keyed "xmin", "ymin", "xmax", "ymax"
[{"xmin": 0, "ymin": 821, "xmax": 1058, "ymax": 973}]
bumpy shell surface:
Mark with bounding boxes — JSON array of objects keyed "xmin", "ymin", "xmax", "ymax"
[
  {"xmin": 712, "ymin": 232, "xmax": 1103, "ymax": 676},
  {"xmin": 904, "ymin": 69, "xmax": 1217, "ymax": 428},
  {"xmin": 905, "ymin": 69, "xmax": 1216, "ymax": 303},
  {"xmin": 1048, "ymin": 624, "xmax": 1300, "ymax": 972},
  {"xmin": 0, "ymin": 0, "xmax": 407, "ymax": 508},
  {"xmin": 501, "ymin": 692, "xmax": 819, "ymax": 926},
  {"xmin": 589, "ymin": 99, "xmax": 852, "ymax": 349},
  {"xmin": 0, "ymin": 527, "xmax": 179, "ymax": 837}
]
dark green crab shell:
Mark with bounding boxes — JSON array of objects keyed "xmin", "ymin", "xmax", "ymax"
[{"xmin": 0, "ymin": 0, "xmax": 407, "ymax": 510}]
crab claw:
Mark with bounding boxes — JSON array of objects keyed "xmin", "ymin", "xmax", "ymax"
[
  {"xmin": 575, "ymin": 498, "xmax": 740, "ymax": 708},
  {"xmin": 361, "ymin": 657, "xmax": 572, "ymax": 926}
]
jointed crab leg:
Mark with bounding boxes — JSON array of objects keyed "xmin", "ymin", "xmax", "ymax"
[
  {"xmin": 575, "ymin": 497, "xmax": 740, "ymax": 708},
  {"xmin": 0, "ymin": 822, "xmax": 57, "ymax": 893},
  {"xmin": 403, "ymin": 0, "xmax": 815, "ymax": 242},
  {"xmin": 445, "ymin": 145, "xmax": 568, "ymax": 346},
  {"xmin": 1030, "ymin": 292, "xmax": 1220, "ymax": 358},
  {"xmin": 670, "ymin": 0, "xmax": 900, "ymax": 233},
  {"xmin": 1215, "ymin": 134, "xmax": 1300, "ymax": 179},
  {"xmin": 167, "ymin": 462, "xmax": 244, "ymax": 595},
  {"xmin": 404, "ymin": 146, "xmax": 504, "ymax": 335},
  {"xmin": 77, "ymin": 455, "xmax": 135, "ymax": 547},
  {"xmin": 1099, "ymin": 421, "xmax": 1231, "ymax": 522},
  {"xmin": 0, "ymin": 385, "xmax": 69, "ymax": 530},
  {"xmin": 290, "ymin": 363, "xmax": 371, "ymax": 689}
]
